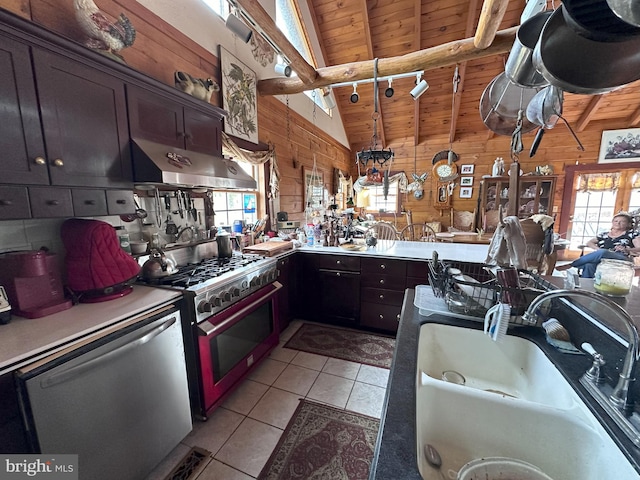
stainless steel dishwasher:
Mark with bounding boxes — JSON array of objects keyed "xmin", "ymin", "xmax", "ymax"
[{"xmin": 16, "ymin": 305, "xmax": 192, "ymax": 480}]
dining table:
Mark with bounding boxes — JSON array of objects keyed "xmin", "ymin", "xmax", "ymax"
[{"xmin": 436, "ymin": 232, "xmax": 493, "ymax": 244}]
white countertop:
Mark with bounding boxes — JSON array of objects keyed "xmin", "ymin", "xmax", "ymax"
[
  {"xmin": 0, "ymin": 286, "xmax": 182, "ymax": 375},
  {"xmin": 296, "ymin": 239, "xmax": 490, "ymax": 262}
]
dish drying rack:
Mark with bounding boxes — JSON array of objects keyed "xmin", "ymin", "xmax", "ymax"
[{"xmin": 425, "ymin": 259, "xmax": 556, "ymax": 326}]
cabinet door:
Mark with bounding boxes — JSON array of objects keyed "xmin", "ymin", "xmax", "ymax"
[
  {"xmin": 276, "ymin": 255, "xmax": 292, "ymax": 331},
  {"xmin": 0, "ymin": 36, "xmax": 48, "ymax": 185},
  {"xmin": 184, "ymin": 108, "xmax": 222, "ymax": 155},
  {"xmin": 127, "ymin": 85, "xmax": 185, "ymax": 149},
  {"xmin": 32, "ymin": 49, "xmax": 131, "ymax": 188},
  {"xmin": 318, "ymin": 269, "xmax": 360, "ymax": 325}
]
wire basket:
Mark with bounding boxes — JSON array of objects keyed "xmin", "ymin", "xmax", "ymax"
[{"xmin": 427, "ymin": 260, "xmax": 555, "ymax": 326}]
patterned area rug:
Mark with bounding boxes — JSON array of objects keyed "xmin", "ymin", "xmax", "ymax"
[
  {"xmin": 284, "ymin": 324, "xmax": 395, "ymax": 368},
  {"xmin": 258, "ymin": 400, "xmax": 380, "ymax": 480}
]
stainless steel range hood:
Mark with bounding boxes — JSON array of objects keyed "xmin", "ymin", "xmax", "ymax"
[{"xmin": 131, "ymin": 138, "xmax": 257, "ymax": 189}]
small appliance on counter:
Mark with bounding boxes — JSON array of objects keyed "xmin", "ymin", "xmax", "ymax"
[
  {"xmin": 0, "ymin": 286, "xmax": 11, "ymax": 324},
  {"xmin": 61, "ymin": 219, "xmax": 141, "ymax": 303},
  {"xmin": 0, "ymin": 250, "xmax": 73, "ymax": 318}
]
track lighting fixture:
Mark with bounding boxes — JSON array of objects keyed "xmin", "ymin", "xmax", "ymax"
[
  {"xmin": 385, "ymin": 78, "xmax": 394, "ymax": 98},
  {"xmin": 274, "ymin": 62, "xmax": 292, "ymax": 77},
  {"xmin": 350, "ymin": 83, "xmax": 359, "ymax": 103},
  {"xmin": 410, "ymin": 74, "xmax": 429, "ymax": 100},
  {"xmin": 225, "ymin": 12, "xmax": 253, "ymax": 43}
]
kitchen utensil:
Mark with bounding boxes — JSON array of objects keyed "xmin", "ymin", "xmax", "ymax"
[
  {"xmin": 130, "ymin": 240, "xmax": 149, "ymax": 255},
  {"xmin": 504, "ymin": 10, "xmax": 552, "ymax": 87},
  {"xmin": 488, "ymin": 72, "xmax": 540, "ymax": 119},
  {"xmin": 176, "ymin": 190, "xmax": 184, "ymax": 219},
  {"xmin": 562, "ymin": 0, "xmax": 640, "ymax": 41},
  {"xmin": 216, "ymin": 231, "xmax": 233, "ymax": 258},
  {"xmin": 456, "ymin": 456, "xmax": 554, "ymax": 480},
  {"xmin": 424, "ymin": 444, "xmax": 446, "ymax": 480},
  {"xmin": 532, "ymin": 5, "xmax": 640, "ymax": 94},
  {"xmin": 153, "ymin": 187, "xmax": 163, "ymax": 228},
  {"xmin": 607, "ymin": 0, "xmax": 640, "ymax": 27},
  {"xmin": 529, "ymin": 127, "xmax": 545, "ymax": 157},
  {"xmin": 165, "ymin": 214, "xmax": 178, "ymax": 236},
  {"xmin": 141, "ymin": 248, "xmax": 178, "ymax": 279},
  {"xmin": 479, "ymin": 75, "xmax": 537, "ymax": 136}
]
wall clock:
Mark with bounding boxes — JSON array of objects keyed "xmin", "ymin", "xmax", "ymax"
[{"xmin": 432, "ymin": 160, "xmax": 458, "ymax": 210}]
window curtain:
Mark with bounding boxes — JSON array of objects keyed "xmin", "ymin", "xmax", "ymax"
[
  {"xmin": 221, "ymin": 131, "xmax": 280, "ymax": 198},
  {"xmin": 577, "ymin": 172, "xmax": 620, "ymax": 192}
]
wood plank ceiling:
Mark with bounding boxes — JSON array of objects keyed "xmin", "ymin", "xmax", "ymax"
[{"xmin": 265, "ymin": 0, "xmax": 640, "ymax": 154}]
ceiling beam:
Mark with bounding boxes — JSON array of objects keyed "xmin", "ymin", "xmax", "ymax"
[
  {"xmin": 233, "ymin": 0, "xmax": 318, "ymax": 84},
  {"xmin": 575, "ymin": 95, "xmax": 604, "ymax": 132},
  {"xmin": 629, "ymin": 105, "xmax": 640, "ymax": 126},
  {"xmin": 257, "ymin": 26, "xmax": 517, "ymax": 96},
  {"xmin": 474, "ymin": 0, "xmax": 511, "ymax": 49}
]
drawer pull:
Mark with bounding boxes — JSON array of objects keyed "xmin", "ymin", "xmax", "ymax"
[
  {"xmin": 379, "ymin": 314, "xmax": 384, "ymax": 319},
  {"xmin": 0, "ymin": 199, "xmax": 13, "ymax": 206},
  {"xmin": 380, "ymin": 264, "xmax": 386, "ymax": 269},
  {"xmin": 46, "ymin": 200, "xmax": 60, "ymax": 206},
  {"xmin": 336, "ymin": 260, "xmax": 341, "ymax": 265},
  {"xmin": 84, "ymin": 200, "xmax": 96, "ymax": 205},
  {"xmin": 34, "ymin": 156, "xmax": 46, "ymax": 165},
  {"xmin": 116, "ymin": 199, "xmax": 127, "ymax": 204},
  {"xmin": 379, "ymin": 294, "xmax": 384, "ymax": 300},
  {"xmin": 379, "ymin": 279, "xmax": 385, "ymax": 285},
  {"xmin": 52, "ymin": 158, "xmax": 64, "ymax": 167},
  {"xmin": 336, "ymin": 272, "xmax": 341, "ymax": 277}
]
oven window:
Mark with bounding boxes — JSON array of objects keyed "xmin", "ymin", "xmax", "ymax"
[{"xmin": 210, "ymin": 301, "xmax": 273, "ymax": 382}]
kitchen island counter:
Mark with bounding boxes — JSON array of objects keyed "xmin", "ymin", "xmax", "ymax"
[{"xmin": 0, "ymin": 286, "xmax": 182, "ymax": 375}]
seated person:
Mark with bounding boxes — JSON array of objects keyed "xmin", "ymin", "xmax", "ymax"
[{"xmin": 557, "ymin": 212, "xmax": 639, "ymax": 278}]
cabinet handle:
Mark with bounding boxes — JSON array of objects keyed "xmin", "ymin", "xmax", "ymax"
[
  {"xmin": 184, "ymin": 133, "xmax": 192, "ymax": 141},
  {"xmin": 380, "ymin": 264, "xmax": 386, "ymax": 269},
  {"xmin": 379, "ymin": 279, "xmax": 385, "ymax": 285},
  {"xmin": 46, "ymin": 200, "xmax": 60, "ymax": 206},
  {"xmin": 52, "ymin": 158, "xmax": 64, "ymax": 167},
  {"xmin": 0, "ymin": 200, "xmax": 13, "ymax": 206},
  {"xmin": 177, "ymin": 131, "xmax": 185, "ymax": 138},
  {"xmin": 379, "ymin": 294, "xmax": 384, "ymax": 300},
  {"xmin": 336, "ymin": 260, "xmax": 341, "ymax": 265},
  {"xmin": 34, "ymin": 156, "xmax": 46, "ymax": 165},
  {"xmin": 116, "ymin": 199, "xmax": 127, "ymax": 205},
  {"xmin": 379, "ymin": 314, "xmax": 384, "ymax": 319},
  {"xmin": 84, "ymin": 200, "xmax": 96, "ymax": 205},
  {"xmin": 336, "ymin": 272, "xmax": 341, "ymax": 277}
]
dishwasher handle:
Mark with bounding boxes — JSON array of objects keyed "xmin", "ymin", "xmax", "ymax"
[{"xmin": 39, "ymin": 316, "xmax": 177, "ymax": 389}]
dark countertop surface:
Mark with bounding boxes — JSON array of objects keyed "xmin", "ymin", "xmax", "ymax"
[{"xmin": 370, "ymin": 287, "xmax": 640, "ymax": 480}]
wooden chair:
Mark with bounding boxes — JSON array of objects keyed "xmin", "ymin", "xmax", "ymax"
[
  {"xmin": 483, "ymin": 209, "xmax": 502, "ymax": 233},
  {"xmin": 368, "ymin": 221, "xmax": 399, "ymax": 240},
  {"xmin": 450, "ymin": 208, "xmax": 476, "ymax": 232},
  {"xmin": 399, "ymin": 223, "xmax": 438, "ymax": 242}
]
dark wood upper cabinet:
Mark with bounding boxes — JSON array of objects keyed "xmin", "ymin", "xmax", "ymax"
[
  {"xmin": 127, "ymin": 85, "xmax": 222, "ymax": 155},
  {"xmin": 0, "ymin": 35, "xmax": 49, "ymax": 185},
  {"xmin": 32, "ymin": 48, "xmax": 132, "ymax": 188}
]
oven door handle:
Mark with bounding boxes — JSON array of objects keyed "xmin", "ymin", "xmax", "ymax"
[{"xmin": 198, "ymin": 281, "xmax": 282, "ymax": 336}]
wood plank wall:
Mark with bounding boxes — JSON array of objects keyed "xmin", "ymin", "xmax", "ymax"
[{"xmin": 1, "ymin": 0, "xmax": 616, "ymax": 233}]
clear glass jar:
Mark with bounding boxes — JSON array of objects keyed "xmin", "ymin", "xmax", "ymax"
[{"xmin": 594, "ymin": 259, "xmax": 635, "ymax": 296}]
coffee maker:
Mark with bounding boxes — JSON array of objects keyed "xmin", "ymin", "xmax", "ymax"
[{"xmin": 0, "ymin": 250, "xmax": 72, "ymax": 318}]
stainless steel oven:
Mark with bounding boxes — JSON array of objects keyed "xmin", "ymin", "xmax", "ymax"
[{"xmin": 197, "ymin": 280, "xmax": 282, "ymax": 415}]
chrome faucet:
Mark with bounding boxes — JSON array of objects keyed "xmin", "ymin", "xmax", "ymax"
[{"xmin": 523, "ymin": 289, "xmax": 640, "ymax": 446}]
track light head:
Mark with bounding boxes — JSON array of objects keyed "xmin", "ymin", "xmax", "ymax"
[
  {"xmin": 385, "ymin": 78, "xmax": 394, "ymax": 98},
  {"xmin": 274, "ymin": 63, "xmax": 292, "ymax": 77},
  {"xmin": 225, "ymin": 13, "xmax": 253, "ymax": 43},
  {"xmin": 410, "ymin": 76, "xmax": 429, "ymax": 100},
  {"xmin": 350, "ymin": 84, "xmax": 359, "ymax": 103}
]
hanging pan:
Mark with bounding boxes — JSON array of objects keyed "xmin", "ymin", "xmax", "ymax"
[
  {"xmin": 533, "ymin": 5, "xmax": 640, "ymax": 94},
  {"xmin": 562, "ymin": 0, "xmax": 640, "ymax": 41},
  {"xmin": 479, "ymin": 73, "xmax": 538, "ymax": 136},
  {"xmin": 606, "ymin": 0, "xmax": 640, "ymax": 28},
  {"xmin": 504, "ymin": 10, "xmax": 552, "ymax": 87}
]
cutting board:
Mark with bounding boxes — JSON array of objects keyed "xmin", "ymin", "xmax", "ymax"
[{"xmin": 243, "ymin": 241, "xmax": 293, "ymax": 257}]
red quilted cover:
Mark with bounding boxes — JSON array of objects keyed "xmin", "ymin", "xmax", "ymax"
[{"xmin": 61, "ymin": 219, "xmax": 141, "ymax": 292}]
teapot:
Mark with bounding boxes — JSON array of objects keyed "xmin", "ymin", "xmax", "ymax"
[{"xmin": 141, "ymin": 248, "xmax": 178, "ymax": 279}]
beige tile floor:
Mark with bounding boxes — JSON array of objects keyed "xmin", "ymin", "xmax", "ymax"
[{"xmin": 146, "ymin": 320, "xmax": 390, "ymax": 480}]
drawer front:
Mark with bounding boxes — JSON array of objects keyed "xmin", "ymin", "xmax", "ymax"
[
  {"xmin": 106, "ymin": 189, "xmax": 136, "ymax": 215},
  {"xmin": 0, "ymin": 186, "xmax": 31, "ymax": 219},
  {"xmin": 361, "ymin": 273, "xmax": 405, "ymax": 290},
  {"xmin": 360, "ymin": 302, "xmax": 401, "ymax": 333},
  {"xmin": 29, "ymin": 187, "xmax": 73, "ymax": 218},
  {"xmin": 317, "ymin": 255, "xmax": 360, "ymax": 272},
  {"xmin": 72, "ymin": 189, "xmax": 108, "ymax": 217},
  {"xmin": 361, "ymin": 287, "xmax": 405, "ymax": 306},
  {"xmin": 361, "ymin": 257, "xmax": 406, "ymax": 276}
]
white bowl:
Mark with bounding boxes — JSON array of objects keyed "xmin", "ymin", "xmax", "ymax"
[{"xmin": 130, "ymin": 241, "xmax": 148, "ymax": 254}]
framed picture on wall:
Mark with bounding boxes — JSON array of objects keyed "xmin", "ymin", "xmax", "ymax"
[
  {"xmin": 460, "ymin": 176, "xmax": 473, "ymax": 186},
  {"xmin": 220, "ymin": 47, "xmax": 258, "ymax": 144},
  {"xmin": 598, "ymin": 128, "xmax": 640, "ymax": 163},
  {"xmin": 460, "ymin": 164, "xmax": 475, "ymax": 174},
  {"xmin": 459, "ymin": 187, "xmax": 473, "ymax": 198}
]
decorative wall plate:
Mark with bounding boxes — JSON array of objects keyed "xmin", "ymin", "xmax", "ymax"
[{"xmin": 431, "ymin": 150, "xmax": 459, "ymax": 164}]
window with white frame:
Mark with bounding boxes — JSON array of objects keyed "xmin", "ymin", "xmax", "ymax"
[
  {"xmin": 362, "ymin": 181, "xmax": 400, "ymax": 214},
  {"xmin": 210, "ymin": 163, "xmax": 259, "ymax": 229},
  {"xmin": 201, "ymin": 0, "xmax": 229, "ymax": 17}
]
